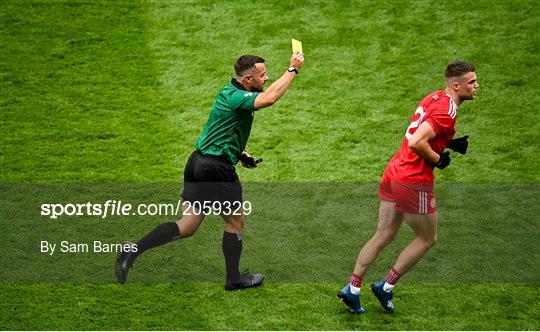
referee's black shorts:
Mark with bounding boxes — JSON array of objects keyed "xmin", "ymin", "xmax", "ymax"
[{"xmin": 181, "ymin": 150, "xmax": 242, "ymax": 205}]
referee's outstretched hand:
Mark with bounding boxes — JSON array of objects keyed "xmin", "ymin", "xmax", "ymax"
[
  {"xmin": 290, "ymin": 51, "xmax": 304, "ymax": 71},
  {"xmin": 448, "ymin": 135, "xmax": 469, "ymax": 154}
]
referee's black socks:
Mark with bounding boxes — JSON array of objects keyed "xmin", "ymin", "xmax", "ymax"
[
  {"xmin": 132, "ymin": 222, "xmax": 181, "ymax": 261},
  {"xmin": 222, "ymin": 231, "xmax": 243, "ymax": 283}
]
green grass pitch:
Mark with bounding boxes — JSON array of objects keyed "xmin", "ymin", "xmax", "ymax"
[{"xmin": 1, "ymin": 0, "xmax": 539, "ymax": 330}]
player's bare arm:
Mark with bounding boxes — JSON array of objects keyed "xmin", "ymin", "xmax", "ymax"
[
  {"xmin": 407, "ymin": 122, "xmax": 439, "ymax": 163},
  {"xmin": 254, "ymin": 52, "xmax": 304, "ymax": 109}
]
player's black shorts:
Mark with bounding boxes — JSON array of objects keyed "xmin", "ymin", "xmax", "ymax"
[{"xmin": 181, "ymin": 150, "xmax": 242, "ymax": 205}]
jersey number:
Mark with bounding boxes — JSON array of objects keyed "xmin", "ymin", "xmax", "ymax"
[{"xmin": 405, "ymin": 106, "xmax": 426, "ymax": 140}]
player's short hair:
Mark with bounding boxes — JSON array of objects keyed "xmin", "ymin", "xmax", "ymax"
[
  {"xmin": 235, "ymin": 55, "xmax": 265, "ymax": 76},
  {"xmin": 445, "ymin": 61, "xmax": 476, "ymax": 79}
]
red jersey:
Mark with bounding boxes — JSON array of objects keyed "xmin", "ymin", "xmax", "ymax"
[{"xmin": 384, "ymin": 90, "xmax": 457, "ymax": 185}]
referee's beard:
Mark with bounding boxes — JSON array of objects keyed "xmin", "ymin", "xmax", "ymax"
[
  {"xmin": 250, "ymin": 84, "xmax": 264, "ymax": 93},
  {"xmin": 248, "ymin": 80, "xmax": 266, "ymax": 92}
]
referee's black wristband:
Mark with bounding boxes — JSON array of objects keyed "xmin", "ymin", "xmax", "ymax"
[{"xmin": 287, "ymin": 66, "xmax": 298, "ymax": 74}]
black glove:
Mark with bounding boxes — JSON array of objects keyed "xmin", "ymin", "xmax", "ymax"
[
  {"xmin": 239, "ymin": 153, "xmax": 263, "ymax": 168},
  {"xmin": 448, "ymin": 135, "xmax": 469, "ymax": 155},
  {"xmin": 433, "ymin": 151, "xmax": 451, "ymax": 169}
]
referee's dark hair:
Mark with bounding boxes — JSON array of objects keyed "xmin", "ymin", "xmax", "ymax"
[
  {"xmin": 445, "ymin": 61, "xmax": 476, "ymax": 80},
  {"xmin": 235, "ymin": 55, "xmax": 265, "ymax": 77}
]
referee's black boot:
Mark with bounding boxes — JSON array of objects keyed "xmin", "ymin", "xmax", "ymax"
[
  {"xmin": 225, "ymin": 270, "xmax": 264, "ymax": 291},
  {"xmin": 114, "ymin": 242, "xmax": 137, "ymax": 284}
]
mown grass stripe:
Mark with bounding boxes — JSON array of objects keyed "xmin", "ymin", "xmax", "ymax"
[{"xmin": 0, "ymin": 283, "xmax": 538, "ymax": 330}]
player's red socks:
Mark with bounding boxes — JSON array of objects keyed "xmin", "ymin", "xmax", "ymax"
[
  {"xmin": 348, "ymin": 273, "xmax": 362, "ymax": 294},
  {"xmin": 383, "ymin": 267, "xmax": 402, "ymax": 291},
  {"xmin": 349, "ymin": 273, "xmax": 362, "ymax": 288},
  {"xmin": 384, "ymin": 267, "xmax": 402, "ymax": 285}
]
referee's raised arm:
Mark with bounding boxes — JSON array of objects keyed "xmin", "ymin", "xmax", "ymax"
[{"xmin": 253, "ymin": 51, "xmax": 304, "ymax": 109}]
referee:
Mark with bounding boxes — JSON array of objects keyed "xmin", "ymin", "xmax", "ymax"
[{"xmin": 115, "ymin": 51, "xmax": 304, "ymax": 290}]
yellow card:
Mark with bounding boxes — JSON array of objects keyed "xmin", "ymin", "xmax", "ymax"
[{"xmin": 291, "ymin": 38, "xmax": 303, "ymax": 53}]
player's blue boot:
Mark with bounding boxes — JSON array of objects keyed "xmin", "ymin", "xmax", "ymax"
[
  {"xmin": 371, "ymin": 281, "xmax": 395, "ymax": 313},
  {"xmin": 337, "ymin": 284, "xmax": 366, "ymax": 314}
]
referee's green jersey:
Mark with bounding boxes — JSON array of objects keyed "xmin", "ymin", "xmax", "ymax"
[{"xmin": 195, "ymin": 79, "xmax": 259, "ymax": 165}]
